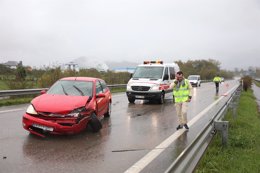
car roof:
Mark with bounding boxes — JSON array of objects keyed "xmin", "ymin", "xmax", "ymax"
[
  {"xmin": 138, "ymin": 63, "xmax": 179, "ymax": 67},
  {"xmin": 60, "ymin": 77, "xmax": 102, "ymax": 82}
]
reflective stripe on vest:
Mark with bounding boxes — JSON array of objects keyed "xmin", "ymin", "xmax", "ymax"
[{"xmin": 173, "ymin": 79, "xmax": 190, "ymax": 103}]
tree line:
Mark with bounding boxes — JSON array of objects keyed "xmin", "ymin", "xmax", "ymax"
[
  {"xmin": 175, "ymin": 59, "xmax": 234, "ymax": 80},
  {"xmin": 0, "ymin": 59, "xmax": 258, "ymax": 90}
]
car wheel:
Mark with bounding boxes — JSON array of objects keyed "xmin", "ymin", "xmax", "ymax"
[
  {"xmin": 158, "ymin": 93, "xmax": 165, "ymax": 104},
  {"xmin": 104, "ymin": 102, "xmax": 111, "ymax": 118},
  {"xmin": 89, "ymin": 113, "xmax": 102, "ymax": 133},
  {"xmin": 128, "ymin": 97, "xmax": 135, "ymax": 103}
]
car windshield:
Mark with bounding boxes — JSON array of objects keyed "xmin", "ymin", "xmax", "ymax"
[
  {"xmin": 47, "ymin": 80, "xmax": 93, "ymax": 96},
  {"xmin": 132, "ymin": 66, "xmax": 164, "ymax": 79},
  {"xmin": 188, "ymin": 76, "xmax": 199, "ymax": 80}
]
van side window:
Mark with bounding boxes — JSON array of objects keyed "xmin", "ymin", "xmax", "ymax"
[
  {"xmin": 169, "ymin": 67, "xmax": 175, "ymax": 80},
  {"xmin": 164, "ymin": 67, "xmax": 169, "ymax": 80}
]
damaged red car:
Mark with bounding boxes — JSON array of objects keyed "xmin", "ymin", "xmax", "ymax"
[{"xmin": 22, "ymin": 77, "xmax": 112, "ymax": 137}]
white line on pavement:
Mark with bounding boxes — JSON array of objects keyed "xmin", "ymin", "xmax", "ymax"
[
  {"xmin": 0, "ymin": 108, "xmax": 25, "ymax": 114},
  {"xmin": 124, "ymin": 84, "xmax": 238, "ymax": 173}
]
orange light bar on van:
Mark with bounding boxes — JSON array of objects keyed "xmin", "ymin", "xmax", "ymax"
[{"xmin": 143, "ymin": 61, "xmax": 163, "ymax": 64}]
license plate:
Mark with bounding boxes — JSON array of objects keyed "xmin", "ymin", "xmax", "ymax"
[
  {"xmin": 136, "ymin": 95, "xmax": 145, "ymax": 98},
  {"xmin": 32, "ymin": 124, "xmax": 54, "ymax": 131}
]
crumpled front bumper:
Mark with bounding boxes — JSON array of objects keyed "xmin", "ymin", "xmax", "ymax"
[{"xmin": 23, "ymin": 113, "xmax": 89, "ymax": 137}]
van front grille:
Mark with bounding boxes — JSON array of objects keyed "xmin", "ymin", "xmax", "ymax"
[{"xmin": 131, "ymin": 86, "xmax": 150, "ymax": 91}]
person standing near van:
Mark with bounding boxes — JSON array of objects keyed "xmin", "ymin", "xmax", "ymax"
[
  {"xmin": 213, "ymin": 74, "xmax": 222, "ymax": 93},
  {"xmin": 170, "ymin": 71, "xmax": 193, "ymax": 130}
]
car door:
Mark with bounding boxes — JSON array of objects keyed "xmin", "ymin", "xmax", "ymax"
[{"xmin": 95, "ymin": 80, "xmax": 108, "ymax": 116}]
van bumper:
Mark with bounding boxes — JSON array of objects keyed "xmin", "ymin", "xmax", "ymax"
[{"xmin": 126, "ymin": 91, "xmax": 163, "ymax": 100}]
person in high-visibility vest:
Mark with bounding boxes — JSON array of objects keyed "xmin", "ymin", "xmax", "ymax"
[
  {"xmin": 213, "ymin": 74, "xmax": 222, "ymax": 93},
  {"xmin": 170, "ymin": 71, "xmax": 193, "ymax": 130}
]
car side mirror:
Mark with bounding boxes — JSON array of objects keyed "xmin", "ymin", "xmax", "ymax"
[
  {"xmin": 96, "ymin": 93, "xmax": 105, "ymax": 98},
  {"xmin": 40, "ymin": 90, "xmax": 47, "ymax": 95}
]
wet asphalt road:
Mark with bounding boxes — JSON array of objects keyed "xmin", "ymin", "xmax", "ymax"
[
  {"xmin": 0, "ymin": 81, "xmax": 239, "ymax": 173},
  {"xmin": 253, "ymin": 84, "xmax": 260, "ymax": 112}
]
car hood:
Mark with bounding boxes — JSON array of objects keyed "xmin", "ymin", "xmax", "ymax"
[{"xmin": 31, "ymin": 94, "xmax": 90, "ymax": 113}]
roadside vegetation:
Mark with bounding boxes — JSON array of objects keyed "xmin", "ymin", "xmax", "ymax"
[
  {"xmin": 195, "ymin": 87, "xmax": 260, "ymax": 173},
  {"xmin": 0, "ymin": 58, "xmax": 250, "ymax": 107},
  {"xmin": 0, "ymin": 59, "xmax": 235, "ymax": 91},
  {"xmin": 254, "ymin": 79, "xmax": 260, "ymax": 87},
  {"xmin": 0, "ymin": 96, "xmax": 34, "ymax": 107}
]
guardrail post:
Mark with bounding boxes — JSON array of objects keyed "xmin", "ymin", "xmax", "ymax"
[
  {"xmin": 229, "ymin": 102, "xmax": 238, "ymax": 118},
  {"xmin": 229, "ymin": 86, "xmax": 242, "ymax": 118},
  {"xmin": 214, "ymin": 120, "xmax": 229, "ymax": 146}
]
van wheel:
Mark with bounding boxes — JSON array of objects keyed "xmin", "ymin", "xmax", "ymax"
[
  {"xmin": 158, "ymin": 93, "xmax": 165, "ymax": 104},
  {"xmin": 104, "ymin": 102, "xmax": 111, "ymax": 118},
  {"xmin": 89, "ymin": 113, "xmax": 102, "ymax": 132},
  {"xmin": 128, "ymin": 97, "xmax": 135, "ymax": 103}
]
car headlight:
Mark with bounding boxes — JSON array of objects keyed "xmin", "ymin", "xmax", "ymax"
[
  {"xmin": 150, "ymin": 84, "xmax": 160, "ymax": 91},
  {"xmin": 26, "ymin": 104, "xmax": 38, "ymax": 115},
  {"xmin": 67, "ymin": 107, "xmax": 86, "ymax": 118},
  {"xmin": 127, "ymin": 84, "xmax": 132, "ymax": 91},
  {"xmin": 67, "ymin": 112, "xmax": 80, "ymax": 118}
]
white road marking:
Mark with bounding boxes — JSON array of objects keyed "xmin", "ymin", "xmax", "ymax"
[
  {"xmin": 0, "ymin": 108, "xmax": 25, "ymax": 114},
  {"xmin": 124, "ymin": 84, "xmax": 238, "ymax": 173}
]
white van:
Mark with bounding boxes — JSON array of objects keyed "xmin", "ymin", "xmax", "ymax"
[
  {"xmin": 187, "ymin": 75, "xmax": 201, "ymax": 87},
  {"xmin": 126, "ymin": 61, "xmax": 180, "ymax": 104}
]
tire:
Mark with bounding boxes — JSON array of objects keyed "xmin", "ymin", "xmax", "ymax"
[
  {"xmin": 128, "ymin": 97, "xmax": 135, "ymax": 103},
  {"xmin": 104, "ymin": 102, "xmax": 111, "ymax": 118},
  {"xmin": 158, "ymin": 93, "xmax": 165, "ymax": 104},
  {"xmin": 89, "ymin": 113, "xmax": 102, "ymax": 133}
]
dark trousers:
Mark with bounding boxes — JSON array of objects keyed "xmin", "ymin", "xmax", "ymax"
[{"xmin": 215, "ymin": 82, "xmax": 220, "ymax": 93}]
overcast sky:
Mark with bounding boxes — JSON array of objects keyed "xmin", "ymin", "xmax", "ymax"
[{"xmin": 0, "ymin": 0, "xmax": 260, "ymax": 70}]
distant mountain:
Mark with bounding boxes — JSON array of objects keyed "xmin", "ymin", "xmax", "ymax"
[
  {"xmin": 105, "ymin": 61, "xmax": 138, "ymax": 69},
  {"xmin": 72, "ymin": 56, "xmax": 109, "ymax": 72},
  {"xmin": 62, "ymin": 57, "xmax": 139, "ymax": 72}
]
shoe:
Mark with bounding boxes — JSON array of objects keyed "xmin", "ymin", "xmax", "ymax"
[
  {"xmin": 176, "ymin": 125, "xmax": 183, "ymax": 130},
  {"xmin": 184, "ymin": 124, "xmax": 189, "ymax": 130}
]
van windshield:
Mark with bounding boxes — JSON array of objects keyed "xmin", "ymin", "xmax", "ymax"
[
  {"xmin": 132, "ymin": 66, "xmax": 164, "ymax": 79},
  {"xmin": 188, "ymin": 76, "xmax": 199, "ymax": 80}
]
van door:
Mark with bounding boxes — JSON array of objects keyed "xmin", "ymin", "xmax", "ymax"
[{"xmin": 162, "ymin": 67, "xmax": 171, "ymax": 92}]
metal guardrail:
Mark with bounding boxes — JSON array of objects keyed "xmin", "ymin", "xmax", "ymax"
[
  {"xmin": 165, "ymin": 82, "xmax": 242, "ymax": 173},
  {"xmin": 0, "ymin": 84, "xmax": 127, "ymax": 97},
  {"xmin": 0, "ymin": 79, "xmax": 216, "ymax": 97},
  {"xmin": 0, "ymin": 80, "xmax": 216, "ymax": 97}
]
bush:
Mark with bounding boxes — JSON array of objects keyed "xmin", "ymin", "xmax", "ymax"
[{"xmin": 241, "ymin": 76, "xmax": 252, "ymax": 91}]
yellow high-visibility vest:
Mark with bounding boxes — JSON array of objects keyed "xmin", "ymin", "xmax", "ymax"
[
  {"xmin": 213, "ymin": 76, "xmax": 221, "ymax": 83},
  {"xmin": 173, "ymin": 79, "xmax": 190, "ymax": 103}
]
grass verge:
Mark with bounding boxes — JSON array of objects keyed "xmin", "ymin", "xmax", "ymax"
[
  {"xmin": 195, "ymin": 89, "xmax": 260, "ymax": 173},
  {"xmin": 0, "ymin": 97, "xmax": 33, "ymax": 106},
  {"xmin": 0, "ymin": 80, "xmax": 8, "ymax": 90},
  {"xmin": 254, "ymin": 80, "xmax": 260, "ymax": 87}
]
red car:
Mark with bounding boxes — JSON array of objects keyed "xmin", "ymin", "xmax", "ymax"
[{"xmin": 23, "ymin": 77, "xmax": 112, "ymax": 137}]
